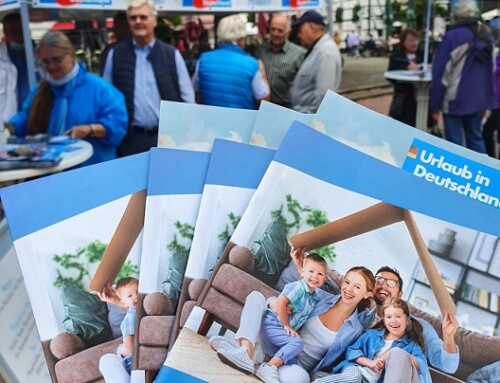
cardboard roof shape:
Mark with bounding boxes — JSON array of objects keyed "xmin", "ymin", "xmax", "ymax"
[
  {"xmin": 89, "ymin": 190, "xmax": 146, "ymax": 293},
  {"xmin": 290, "ymin": 202, "xmax": 456, "ymax": 316}
]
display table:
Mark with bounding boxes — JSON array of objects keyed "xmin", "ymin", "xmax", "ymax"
[
  {"xmin": 0, "ymin": 140, "xmax": 93, "ymax": 183},
  {"xmin": 163, "ymin": 328, "xmax": 261, "ymax": 383},
  {"xmin": 384, "ymin": 70, "xmax": 432, "ymax": 132}
]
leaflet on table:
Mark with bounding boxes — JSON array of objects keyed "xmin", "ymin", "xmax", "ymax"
[
  {"xmin": 0, "ymin": 221, "xmax": 51, "ymax": 383},
  {"xmin": 157, "ymin": 101, "xmax": 256, "ymax": 151},
  {"xmin": 181, "ymin": 139, "xmax": 275, "ymax": 332},
  {"xmin": 0, "ymin": 153, "xmax": 150, "ymax": 382},
  {"xmin": 156, "ymin": 122, "xmax": 498, "ymax": 382},
  {"xmin": 250, "ymin": 101, "xmax": 312, "ymax": 149},
  {"xmin": 139, "ymin": 148, "xmax": 210, "ymax": 302},
  {"xmin": 0, "ymin": 143, "xmax": 64, "ymax": 170},
  {"xmin": 314, "ymin": 90, "xmax": 500, "ymax": 169}
]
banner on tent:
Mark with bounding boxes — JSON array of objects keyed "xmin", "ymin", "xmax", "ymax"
[
  {"xmin": 0, "ymin": 0, "xmax": 19, "ymax": 11},
  {"xmin": 31, "ymin": 0, "xmax": 321, "ymax": 11}
]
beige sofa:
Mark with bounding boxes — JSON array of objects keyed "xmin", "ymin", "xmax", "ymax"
[{"xmin": 195, "ymin": 243, "xmax": 500, "ymax": 383}]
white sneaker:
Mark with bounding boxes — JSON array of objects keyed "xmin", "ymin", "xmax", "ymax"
[
  {"xmin": 217, "ymin": 345, "xmax": 255, "ymax": 374},
  {"xmin": 256, "ymin": 363, "xmax": 281, "ymax": 383},
  {"xmin": 208, "ymin": 335, "xmax": 237, "ymax": 352}
]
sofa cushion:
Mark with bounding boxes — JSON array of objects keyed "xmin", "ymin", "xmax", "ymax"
[
  {"xmin": 229, "ymin": 246, "xmax": 255, "ymax": 273},
  {"xmin": 54, "ymin": 338, "xmax": 122, "ymax": 383},
  {"xmin": 212, "ymin": 264, "xmax": 278, "ymax": 305},
  {"xmin": 251, "ymin": 218, "xmax": 291, "ymax": 286},
  {"xmin": 139, "ymin": 316, "xmax": 175, "ymax": 346},
  {"xmin": 61, "ymin": 284, "xmax": 112, "ymax": 342},
  {"xmin": 188, "ymin": 279, "xmax": 207, "ymax": 301},
  {"xmin": 50, "ymin": 332, "xmax": 86, "ymax": 360},
  {"xmin": 137, "ymin": 345, "xmax": 168, "ymax": 371},
  {"xmin": 143, "ymin": 292, "xmax": 174, "ymax": 316}
]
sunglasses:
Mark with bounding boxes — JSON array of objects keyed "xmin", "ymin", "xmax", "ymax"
[
  {"xmin": 39, "ymin": 55, "xmax": 67, "ymax": 67},
  {"xmin": 375, "ymin": 276, "xmax": 399, "ymax": 288},
  {"xmin": 128, "ymin": 14, "xmax": 150, "ymax": 21}
]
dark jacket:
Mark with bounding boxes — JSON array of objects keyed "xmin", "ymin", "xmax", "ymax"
[{"xmin": 112, "ymin": 39, "xmax": 182, "ymax": 124}]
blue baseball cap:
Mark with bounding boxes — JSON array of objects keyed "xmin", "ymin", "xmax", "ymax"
[{"xmin": 292, "ymin": 10, "xmax": 327, "ymax": 28}]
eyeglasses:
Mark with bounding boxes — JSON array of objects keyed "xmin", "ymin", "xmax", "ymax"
[
  {"xmin": 39, "ymin": 55, "xmax": 67, "ymax": 67},
  {"xmin": 375, "ymin": 276, "xmax": 399, "ymax": 288},
  {"xmin": 128, "ymin": 14, "xmax": 150, "ymax": 21}
]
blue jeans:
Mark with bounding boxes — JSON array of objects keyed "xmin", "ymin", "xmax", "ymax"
[
  {"xmin": 261, "ymin": 311, "xmax": 304, "ymax": 364},
  {"xmin": 443, "ymin": 112, "xmax": 486, "ymax": 153},
  {"xmin": 123, "ymin": 355, "xmax": 133, "ymax": 375}
]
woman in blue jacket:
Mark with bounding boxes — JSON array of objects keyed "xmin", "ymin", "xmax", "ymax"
[{"xmin": 8, "ymin": 31, "xmax": 127, "ymax": 166}]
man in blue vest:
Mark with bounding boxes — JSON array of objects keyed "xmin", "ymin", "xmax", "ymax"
[
  {"xmin": 192, "ymin": 14, "xmax": 269, "ymax": 110},
  {"xmin": 103, "ymin": 0, "xmax": 195, "ymax": 157}
]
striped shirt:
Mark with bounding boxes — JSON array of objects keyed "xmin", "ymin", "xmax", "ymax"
[
  {"xmin": 281, "ymin": 279, "xmax": 320, "ymax": 330},
  {"xmin": 255, "ymin": 40, "xmax": 305, "ymax": 107}
]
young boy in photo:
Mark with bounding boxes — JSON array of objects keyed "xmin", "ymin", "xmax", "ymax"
[{"xmin": 257, "ymin": 253, "xmax": 328, "ymax": 383}]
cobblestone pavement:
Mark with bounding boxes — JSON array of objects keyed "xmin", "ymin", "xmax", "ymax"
[
  {"xmin": 338, "ymin": 56, "xmax": 393, "ymax": 116},
  {"xmin": 339, "ymin": 56, "xmax": 391, "ymax": 92}
]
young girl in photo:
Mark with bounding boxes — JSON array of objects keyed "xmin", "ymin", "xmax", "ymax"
[{"xmin": 313, "ymin": 298, "xmax": 429, "ymax": 383}]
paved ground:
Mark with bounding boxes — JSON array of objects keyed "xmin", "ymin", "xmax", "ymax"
[
  {"xmin": 338, "ymin": 56, "xmax": 393, "ymax": 116},
  {"xmin": 338, "ymin": 56, "xmax": 391, "ymax": 92}
]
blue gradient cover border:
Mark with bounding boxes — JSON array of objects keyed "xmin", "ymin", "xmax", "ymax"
[
  {"xmin": 1, "ymin": 152, "xmax": 149, "ymax": 241},
  {"xmin": 205, "ymin": 139, "xmax": 275, "ymax": 188},
  {"xmin": 147, "ymin": 148, "xmax": 210, "ymax": 196},
  {"xmin": 273, "ymin": 122, "xmax": 499, "ymax": 237}
]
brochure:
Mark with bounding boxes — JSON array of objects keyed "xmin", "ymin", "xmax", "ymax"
[
  {"xmin": 156, "ymin": 122, "xmax": 498, "ymax": 382},
  {"xmin": 250, "ymin": 101, "xmax": 311, "ymax": 149},
  {"xmin": 0, "ymin": 153, "xmax": 150, "ymax": 383},
  {"xmin": 0, "ymin": 143, "xmax": 64, "ymax": 170},
  {"xmin": 181, "ymin": 139, "xmax": 275, "ymax": 332},
  {"xmin": 0, "ymin": 220, "xmax": 51, "ymax": 383},
  {"xmin": 157, "ymin": 101, "xmax": 257, "ymax": 151},
  {"xmin": 139, "ymin": 148, "xmax": 210, "ymax": 300},
  {"xmin": 314, "ymin": 91, "xmax": 500, "ymax": 169}
]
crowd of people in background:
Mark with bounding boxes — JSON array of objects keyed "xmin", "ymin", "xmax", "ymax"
[{"xmin": 1, "ymin": 0, "xmax": 499, "ymax": 166}]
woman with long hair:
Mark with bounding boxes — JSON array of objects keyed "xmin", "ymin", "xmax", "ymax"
[
  {"xmin": 210, "ymin": 247, "xmax": 375, "ymax": 383},
  {"xmin": 7, "ymin": 31, "xmax": 127, "ymax": 166}
]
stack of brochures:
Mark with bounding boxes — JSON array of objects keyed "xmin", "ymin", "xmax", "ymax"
[
  {"xmin": 0, "ymin": 94, "xmax": 498, "ymax": 383},
  {"xmin": 0, "ymin": 143, "xmax": 65, "ymax": 170}
]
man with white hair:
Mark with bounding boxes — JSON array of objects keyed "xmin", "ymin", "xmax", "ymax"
[
  {"xmin": 103, "ymin": 0, "xmax": 194, "ymax": 157},
  {"xmin": 255, "ymin": 13, "xmax": 305, "ymax": 108},
  {"xmin": 193, "ymin": 14, "xmax": 269, "ymax": 109},
  {"xmin": 289, "ymin": 10, "xmax": 342, "ymax": 113},
  {"xmin": 430, "ymin": 0, "xmax": 496, "ymax": 153}
]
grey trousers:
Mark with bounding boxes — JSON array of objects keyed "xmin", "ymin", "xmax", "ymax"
[{"xmin": 384, "ymin": 348, "xmax": 421, "ymax": 383}]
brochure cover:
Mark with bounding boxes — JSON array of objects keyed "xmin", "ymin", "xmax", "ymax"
[
  {"xmin": 181, "ymin": 139, "xmax": 275, "ymax": 332},
  {"xmin": 313, "ymin": 91, "xmax": 500, "ymax": 169},
  {"xmin": 250, "ymin": 101, "xmax": 312, "ymax": 149},
  {"xmin": 0, "ymin": 220, "xmax": 51, "ymax": 383},
  {"xmin": 139, "ymin": 148, "xmax": 210, "ymax": 301},
  {"xmin": 0, "ymin": 153, "xmax": 150, "ymax": 383},
  {"xmin": 157, "ymin": 101, "xmax": 257, "ymax": 151},
  {"xmin": 156, "ymin": 122, "xmax": 498, "ymax": 383}
]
